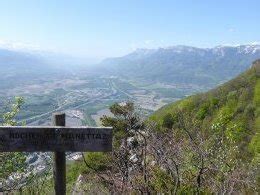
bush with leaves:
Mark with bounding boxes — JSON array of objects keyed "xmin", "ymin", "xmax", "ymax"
[{"xmin": 0, "ymin": 97, "xmax": 27, "ymax": 192}]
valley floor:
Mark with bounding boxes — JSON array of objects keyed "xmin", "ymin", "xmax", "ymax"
[{"xmin": 0, "ymin": 74, "xmax": 208, "ymax": 126}]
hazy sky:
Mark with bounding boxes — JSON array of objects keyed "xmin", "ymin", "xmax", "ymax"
[{"xmin": 0, "ymin": 0, "xmax": 259, "ymax": 59}]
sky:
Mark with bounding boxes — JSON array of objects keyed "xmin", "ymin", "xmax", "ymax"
[{"xmin": 0, "ymin": 0, "xmax": 259, "ymax": 59}]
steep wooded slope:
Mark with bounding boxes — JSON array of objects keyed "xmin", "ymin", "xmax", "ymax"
[{"xmin": 151, "ymin": 59, "xmax": 260, "ymax": 164}]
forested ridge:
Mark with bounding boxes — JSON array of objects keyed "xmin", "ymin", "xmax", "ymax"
[{"xmin": 149, "ymin": 59, "xmax": 260, "ymax": 193}]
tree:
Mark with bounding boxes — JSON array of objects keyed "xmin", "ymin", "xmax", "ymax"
[
  {"xmin": 0, "ymin": 97, "xmax": 27, "ymax": 192},
  {"xmin": 86, "ymin": 102, "xmax": 148, "ymax": 193},
  {"xmin": 148, "ymin": 107, "xmax": 256, "ymax": 194},
  {"xmin": 78, "ymin": 102, "xmax": 257, "ymax": 194}
]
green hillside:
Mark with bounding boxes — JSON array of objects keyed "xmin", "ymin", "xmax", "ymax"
[
  {"xmin": 9, "ymin": 60, "xmax": 259, "ymax": 194},
  {"xmin": 151, "ymin": 59, "xmax": 260, "ymax": 174}
]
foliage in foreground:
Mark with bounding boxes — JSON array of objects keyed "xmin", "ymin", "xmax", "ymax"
[
  {"xmin": 149, "ymin": 60, "xmax": 260, "ymax": 193},
  {"xmin": 69, "ymin": 61, "xmax": 260, "ymax": 194},
  {"xmin": 0, "ymin": 97, "xmax": 28, "ymax": 192}
]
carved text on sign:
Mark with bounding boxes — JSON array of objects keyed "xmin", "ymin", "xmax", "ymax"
[{"xmin": 0, "ymin": 126, "xmax": 112, "ymax": 152}]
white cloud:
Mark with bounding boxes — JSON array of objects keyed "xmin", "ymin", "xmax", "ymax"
[
  {"xmin": 228, "ymin": 28, "xmax": 235, "ymax": 32},
  {"xmin": 249, "ymin": 41, "xmax": 260, "ymax": 45},
  {"xmin": 144, "ymin": 40, "xmax": 153, "ymax": 45},
  {"xmin": 0, "ymin": 39, "xmax": 41, "ymax": 51}
]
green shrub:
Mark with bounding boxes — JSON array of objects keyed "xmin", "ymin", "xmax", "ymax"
[
  {"xmin": 84, "ymin": 152, "xmax": 111, "ymax": 171},
  {"xmin": 196, "ymin": 103, "xmax": 210, "ymax": 120},
  {"xmin": 162, "ymin": 113, "xmax": 174, "ymax": 128},
  {"xmin": 150, "ymin": 167, "xmax": 174, "ymax": 193}
]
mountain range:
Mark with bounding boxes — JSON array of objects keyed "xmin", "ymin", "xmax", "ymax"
[
  {"xmin": 98, "ymin": 44, "xmax": 260, "ymax": 87},
  {"xmin": 1, "ymin": 44, "xmax": 260, "ymax": 89}
]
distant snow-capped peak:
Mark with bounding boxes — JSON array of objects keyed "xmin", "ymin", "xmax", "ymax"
[
  {"xmin": 237, "ymin": 44, "xmax": 260, "ymax": 54},
  {"xmin": 163, "ymin": 45, "xmax": 204, "ymax": 53},
  {"xmin": 212, "ymin": 44, "xmax": 260, "ymax": 55},
  {"xmin": 133, "ymin": 44, "xmax": 260, "ymax": 54}
]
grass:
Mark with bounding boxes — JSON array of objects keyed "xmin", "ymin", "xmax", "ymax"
[{"xmin": 66, "ymin": 159, "xmax": 88, "ymax": 193}]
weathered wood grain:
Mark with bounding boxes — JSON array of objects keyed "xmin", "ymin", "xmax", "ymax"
[
  {"xmin": 53, "ymin": 113, "xmax": 66, "ymax": 195},
  {"xmin": 0, "ymin": 126, "xmax": 112, "ymax": 152}
]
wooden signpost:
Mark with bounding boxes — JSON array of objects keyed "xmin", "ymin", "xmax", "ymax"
[{"xmin": 0, "ymin": 113, "xmax": 113, "ymax": 195}]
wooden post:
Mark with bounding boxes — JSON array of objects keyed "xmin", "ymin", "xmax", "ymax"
[
  {"xmin": 0, "ymin": 114, "xmax": 112, "ymax": 194},
  {"xmin": 53, "ymin": 113, "xmax": 66, "ymax": 195}
]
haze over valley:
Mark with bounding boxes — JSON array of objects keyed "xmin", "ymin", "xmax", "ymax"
[
  {"xmin": 1, "ymin": 44, "xmax": 260, "ymax": 126},
  {"xmin": 1, "ymin": 0, "xmax": 260, "ymax": 193}
]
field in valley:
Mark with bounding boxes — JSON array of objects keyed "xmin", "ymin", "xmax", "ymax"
[{"xmin": 0, "ymin": 73, "xmax": 208, "ymax": 126}]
